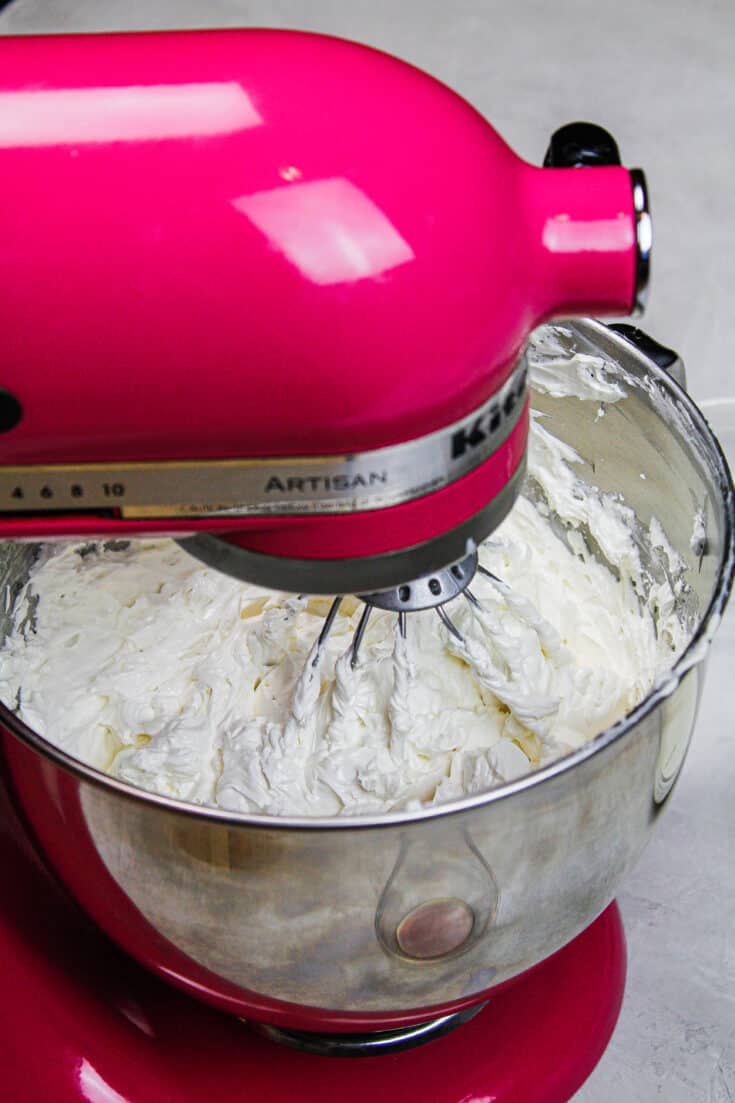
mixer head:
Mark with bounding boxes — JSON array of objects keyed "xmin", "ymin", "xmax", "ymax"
[{"xmin": 0, "ymin": 29, "xmax": 650, "ymax": 615}]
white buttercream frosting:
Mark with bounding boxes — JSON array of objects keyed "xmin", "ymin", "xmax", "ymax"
[
  {"xmin": 0, "ymin": 324, "xmax": 694, "ymax": 816},
  {"xmin": 0, "ymin": 437, "xmax": 688, "ymax": 816},
  {"xmin": 528, "ymin": 326, "xmax": 627, "ymax": 404}
]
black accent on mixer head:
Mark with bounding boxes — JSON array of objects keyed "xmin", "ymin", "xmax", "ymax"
[
  {"xmin": 543, "ymin": 122, "xmax": 622, "ymax": 168},
  {"xmin": 0, "ymin": 390, "xmax": 23, "ymax": 433}
]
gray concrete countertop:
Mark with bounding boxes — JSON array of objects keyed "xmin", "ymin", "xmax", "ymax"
[{"xmin": 1, "ymin": 1, "xmax": 733, "ymax": 1098}]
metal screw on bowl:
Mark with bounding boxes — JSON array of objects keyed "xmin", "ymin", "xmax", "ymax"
[{"xmin": 396, "ymin": 899, "xmax": 475, "ymax": 960}]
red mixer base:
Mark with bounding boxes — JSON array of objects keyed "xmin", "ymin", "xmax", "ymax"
[{"xmin": 0, "ymin": 790, "xmax": 625, "ymax": 1103}]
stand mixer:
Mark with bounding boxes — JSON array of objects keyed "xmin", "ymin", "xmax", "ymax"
[
  {"xmin": 0, "ymin": 29, "xmax": 648, "ymax": 596},
  {"xmin": 0, "ymin": 27, "xmax": 732, "ymax": 1103}
]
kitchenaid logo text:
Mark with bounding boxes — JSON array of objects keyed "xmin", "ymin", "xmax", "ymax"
[
  {"xmin": 264, "ymin": 472, "xmax": 389, "ymax": 493},
  {"xmin": 450, "ymin": 406, "xmax": 502, "ymax": 459},
  {"xmin": 450, "ymin": 371, "xmax": 526, "ymax": 460}
]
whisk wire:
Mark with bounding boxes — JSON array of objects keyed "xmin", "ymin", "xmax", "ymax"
[
  {"xmin": 436, "ymin": 603, "xmax": 463, "ymax": 643},
  {"xmin": 312, "ymin": 595, "xmax": 344, "ymax": 666},
  {"xmin": 464, "ymin": 588, "xmax": 481, "ymax": 610},
  {"xmin": 350, "ymin": 604, "xmax": 373, "ymax": 669}
]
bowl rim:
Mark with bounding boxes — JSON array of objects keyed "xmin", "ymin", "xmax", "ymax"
[{"xmin": 1, "ymin": 320, "xmax": 733, "ymax": 831}]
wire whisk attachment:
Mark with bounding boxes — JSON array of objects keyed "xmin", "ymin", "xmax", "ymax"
[{"xmin": 306, "ymin": 551, "xmax": 480, "ymax": 671}]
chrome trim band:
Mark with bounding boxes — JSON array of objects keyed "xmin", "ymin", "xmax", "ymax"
[
  {"xmin": 631, "ymin": 168, "xmax": 652, "ymax": 316},
  {"xmin": 0, "ymin": 359, "xmax": 528, "ymax": 519}
]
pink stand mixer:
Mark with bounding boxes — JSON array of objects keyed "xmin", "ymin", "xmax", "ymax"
[
  {"xmin": 0, "ymin": 28, "xmax": 647, "ymax": 586},
  {"xmin": 0, "ymin": 27, "xmax": 732, "ymax": 1103}
]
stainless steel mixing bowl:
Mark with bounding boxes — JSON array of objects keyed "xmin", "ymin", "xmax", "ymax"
[{"xmin": 0, "ymin": 320, "xmax": 732, "ymax": 1037}]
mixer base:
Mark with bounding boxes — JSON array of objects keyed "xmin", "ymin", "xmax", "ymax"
[{"xmin": 0, "ymin": 773, "xmax": 625, "ymax": 1102}]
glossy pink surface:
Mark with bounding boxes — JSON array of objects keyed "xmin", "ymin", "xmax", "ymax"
[
  {"xmin": 0, "ymin": 29, "xmax": 636, "ymax": 469},
  {"xmin": 0, "ymin": 755, "xmax": 626, "ymax": 1103}
]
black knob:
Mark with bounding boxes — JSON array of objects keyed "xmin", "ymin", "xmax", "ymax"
[
  {"xmin": 543, "ymin": 122, "xmax": 621, "ymax": 168},
  {"xmin": 0, "ymin": 389, "xmax": 22, "ymax": 432}
]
